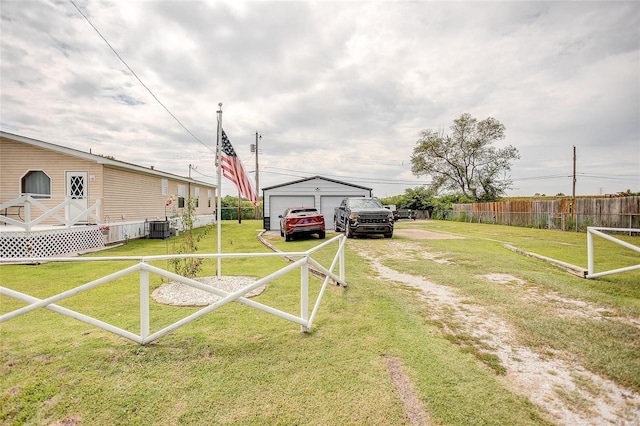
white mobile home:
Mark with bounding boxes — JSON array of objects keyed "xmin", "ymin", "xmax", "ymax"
[{"xmin": 0, "ymin": 131, "xmax": 217, "ymax": 257}]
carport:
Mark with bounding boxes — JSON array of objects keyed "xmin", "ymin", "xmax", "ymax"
[{"xmin": 262, "ymin": 176, "xmax": 371, "ymax": 231}]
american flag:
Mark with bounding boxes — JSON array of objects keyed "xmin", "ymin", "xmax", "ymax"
[{"xmin": 218, "ymin": 130, "xmax": 259, "ymax": 206}]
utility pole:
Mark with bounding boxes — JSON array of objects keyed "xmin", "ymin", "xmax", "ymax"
[
  {"xmin": 254, "ymin": 132, "xmax": 261, "ymax": 221},
  {"xmin": 572, "ymin": 146, "xmax": 577, "ymax": 228}
]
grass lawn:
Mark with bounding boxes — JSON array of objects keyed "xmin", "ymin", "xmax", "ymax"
[{"xmin": 1, "ymin": 220, "xmax": 638, "ymax": 425}]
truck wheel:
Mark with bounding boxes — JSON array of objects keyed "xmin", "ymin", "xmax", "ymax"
[
  {"xmin": 318, "ymin": 231, "xmax": 326, "ymax": 239},
  {"xmin": 285, "ymin": 233, "xmax": 292, "ymax": 241},
  {"xmin": 384, "ymin": 232, "xmax": 393, "ymax": 238},
  {"xmin": 334, "ymin": 218, "xmax": 340, "ymax": 232}
]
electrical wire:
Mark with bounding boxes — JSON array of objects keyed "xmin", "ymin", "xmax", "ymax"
[
  {"xmin": 260, "ymin": 169, "xmax": 426, "ymax": 186},
  {"xmin": 68, "ymin": 0, "xmax": 214, "ymax": 154},
  {"xmin": 189, "ymin": 167, "xmax": 218, "ymax": 180}
]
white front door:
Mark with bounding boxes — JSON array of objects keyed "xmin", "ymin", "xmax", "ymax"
[{"xmin": 66, "ymin": 171, "xmax": 89, "ymax": 223}]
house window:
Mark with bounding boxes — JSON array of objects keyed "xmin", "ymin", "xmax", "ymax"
[
  {"xmin": 22, "ymin": 170, "xmax": 51, "ymax": 199},
  {"xmin": 194, "ymin": 188, "xmax": 200, "ymax": 208},
  {"xmin": 161, "ymin": 179, "xmax": 168, "ymax": 196},
  {"xmin": 208, "ymin": 190, "xmax": 212, "ymax": 208},
  {"xmin": 177, "ymin": 185, "xmax": 186, "ymax": 208}
]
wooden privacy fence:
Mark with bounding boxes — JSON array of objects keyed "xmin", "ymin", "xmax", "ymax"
[
  {"xmin": 452, "ymin": 196, "xmax": 640, "ymax": 231},
  {"xmin": 0, "ymin": 235, "xmax": 347, "ymax": 345}
]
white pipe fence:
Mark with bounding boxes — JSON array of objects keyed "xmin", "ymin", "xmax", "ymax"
[
  {"xmin": 586, "ymin": 227, "xmax": 640, "ymax": 279},
  {"xmin": 0, "ymin": 234, "xmax": 347, "ymax": 344}
]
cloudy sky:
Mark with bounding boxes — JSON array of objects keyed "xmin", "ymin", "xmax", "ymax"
[{"xmin": 1, "ymin": 0, "xmax": 639, "ymax": 198}]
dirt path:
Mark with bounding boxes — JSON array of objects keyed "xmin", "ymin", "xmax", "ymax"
[{"xmin": 355, "ymin": 230, "xmax": 640, "ymax": 425}]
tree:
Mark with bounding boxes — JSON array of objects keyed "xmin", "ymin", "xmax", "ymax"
[
  {"xmin": 411, "ymin": 113, "xmax": 519, "ymax": 202},
  {"xmin": 170, "ymin": 197, "xmax": 211, "ymax": 278},
  {"xmin": 402, "ymin": 186, "xmax": 436, "ymax": 211},
  {"xmin": 379, "ymin": 194, "xmax": 404, "ymax": 208}
]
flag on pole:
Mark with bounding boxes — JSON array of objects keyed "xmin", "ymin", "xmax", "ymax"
[{"xmin": 218, "ymin": 129, "xmax": 259, "ymax": 206}]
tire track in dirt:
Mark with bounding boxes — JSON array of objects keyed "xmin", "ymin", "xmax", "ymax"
[{"xmin": 355, "ymin": 238, "xmax": 640, "ymax": 426}]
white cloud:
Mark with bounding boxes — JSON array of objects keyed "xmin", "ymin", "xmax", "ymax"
[{"xmin": 1, "ymin": 0, "xmax": 638, "ymax": 198}]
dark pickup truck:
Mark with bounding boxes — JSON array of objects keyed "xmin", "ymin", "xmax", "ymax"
[{"xmin": 334, "ymin": 197, "xmax": 394, "ymax": 238}]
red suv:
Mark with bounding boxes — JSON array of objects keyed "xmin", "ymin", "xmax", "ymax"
[{"xmin": 279, "ymin": 207, "xmax": 326, "ymax": 241}]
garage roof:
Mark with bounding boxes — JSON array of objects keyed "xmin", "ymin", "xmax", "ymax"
[{"xmin": 262, "ymin": 175, "xmax": 372, "ymax": 191}]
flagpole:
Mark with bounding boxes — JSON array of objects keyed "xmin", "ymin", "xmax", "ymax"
[{"xmin": 216, "ymin": 102, "xmax": 223, "ymax": 278}]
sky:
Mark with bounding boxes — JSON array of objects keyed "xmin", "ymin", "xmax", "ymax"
[{"xmin": 1, "ymin": 0, "xmax": 639, "ymax": 199}]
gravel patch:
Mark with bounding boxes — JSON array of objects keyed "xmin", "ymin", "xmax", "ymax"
[{"xmin": 152, "ymin": 276, "xmax": 264, "ymax": 306}]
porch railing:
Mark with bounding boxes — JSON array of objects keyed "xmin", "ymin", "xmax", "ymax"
[
  {"xmin": 0, "ymin": 234, "xmax": 347, "ymax": 344},
  {"xmin": 0, "ymin": 194, "xmax": 101, "ymax": 231}
]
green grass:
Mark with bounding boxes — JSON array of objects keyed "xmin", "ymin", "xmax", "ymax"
[
  {"xmin": 2, "ymin": 219, "xmax": 638, "ymax": 425},
  {"xmin": 389, "ymin": 220, "xmax": 640, "ymax": 392}
]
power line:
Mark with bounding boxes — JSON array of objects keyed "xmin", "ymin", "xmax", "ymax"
[
  {"xmin": 68, "ymin": 0, "xmax": 214, "ymax": 154},
  {"xmin": 261, "ymin": 169, "xmax": 426, "ymax": 186},
  {"xmin": 512, "ymin": 173, "xmax": 637, "ymax": 183},
  {"xmin": 511, "ymin": 174, "xmax": 570, "ymax": 182},
  {"xmin": 190, "ymin": 167, "xmax": 217, "ymax": 180},
  {"xmin": 578, "ymin": 173, "xmax": 638, "ymax": 181}
]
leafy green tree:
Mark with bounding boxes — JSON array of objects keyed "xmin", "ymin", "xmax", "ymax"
[
  {"xmin": 219, "ymin": 195, "xmax": 262, "ymax": 220},
  {"xmin": 411, "ymin": 113, "xmax": 519, "ymax": 202},
  {"xmin": 378, "ymin": 194, "xmax": 405, "ymax": 208},
  {"xmin": 402, "ymin": 186, "xmax": 436, "ymax": 211},
  {"xmin": 221, "ymin": 195, "xmax": 239, "ymax": 208}
]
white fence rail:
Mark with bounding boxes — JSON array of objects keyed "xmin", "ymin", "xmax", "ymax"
[
  {"xmin": 0, "ymin": 235, "xmax": 347, "ymax": 344},
  {"xmin": 586, "ymin": 227, "xmax": 640, "ymax": 279}
]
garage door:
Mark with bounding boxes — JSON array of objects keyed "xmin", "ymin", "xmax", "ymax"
[
  {"xmin": 269, "ymin": 196, "xmax": 315, "ymax": 231},
  {"xmin": 320, "ymin": 196, "xmax": 349, "ymax": 230}
]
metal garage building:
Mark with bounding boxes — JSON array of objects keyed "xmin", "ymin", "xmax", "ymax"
[{"xmin": 262, "ymin": 176, "xmax": 372, "ymax": 231}]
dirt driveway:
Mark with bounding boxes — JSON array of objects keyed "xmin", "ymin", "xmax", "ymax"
[
  {"xmin": 393, "ymin": 229, "xmax": 465, "ymax": 240},
  {"xmin": 354, "ymin": 229, "xmax": 640, "ymax": 426}
]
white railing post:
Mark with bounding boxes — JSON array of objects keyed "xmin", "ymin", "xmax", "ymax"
[
  {"xmin": 587, "ymin": 227, "xmax": 594, "ymax": 276},
  {"xmin": 339, "ymin": 236, "xmax": 345, "ymax": 281},
  {"xmin": 24, "ymin": 197, "xmax": 32, "ymax": 232},
  {"xmin": 140, "ymin": 266, "xmax": 150, "ymax": 340},
  {"xmin": 301, "ymin": 259, "xmax": 309, "ymax": 332}
]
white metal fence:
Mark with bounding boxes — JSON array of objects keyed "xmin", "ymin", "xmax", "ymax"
[
  {"xmin": 0, "ymin": 235, "xmax": 347, "ymax": 344},
  {"xmin": 586, "ymin": 227, "xmax": 640, "ymax": 279}
]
